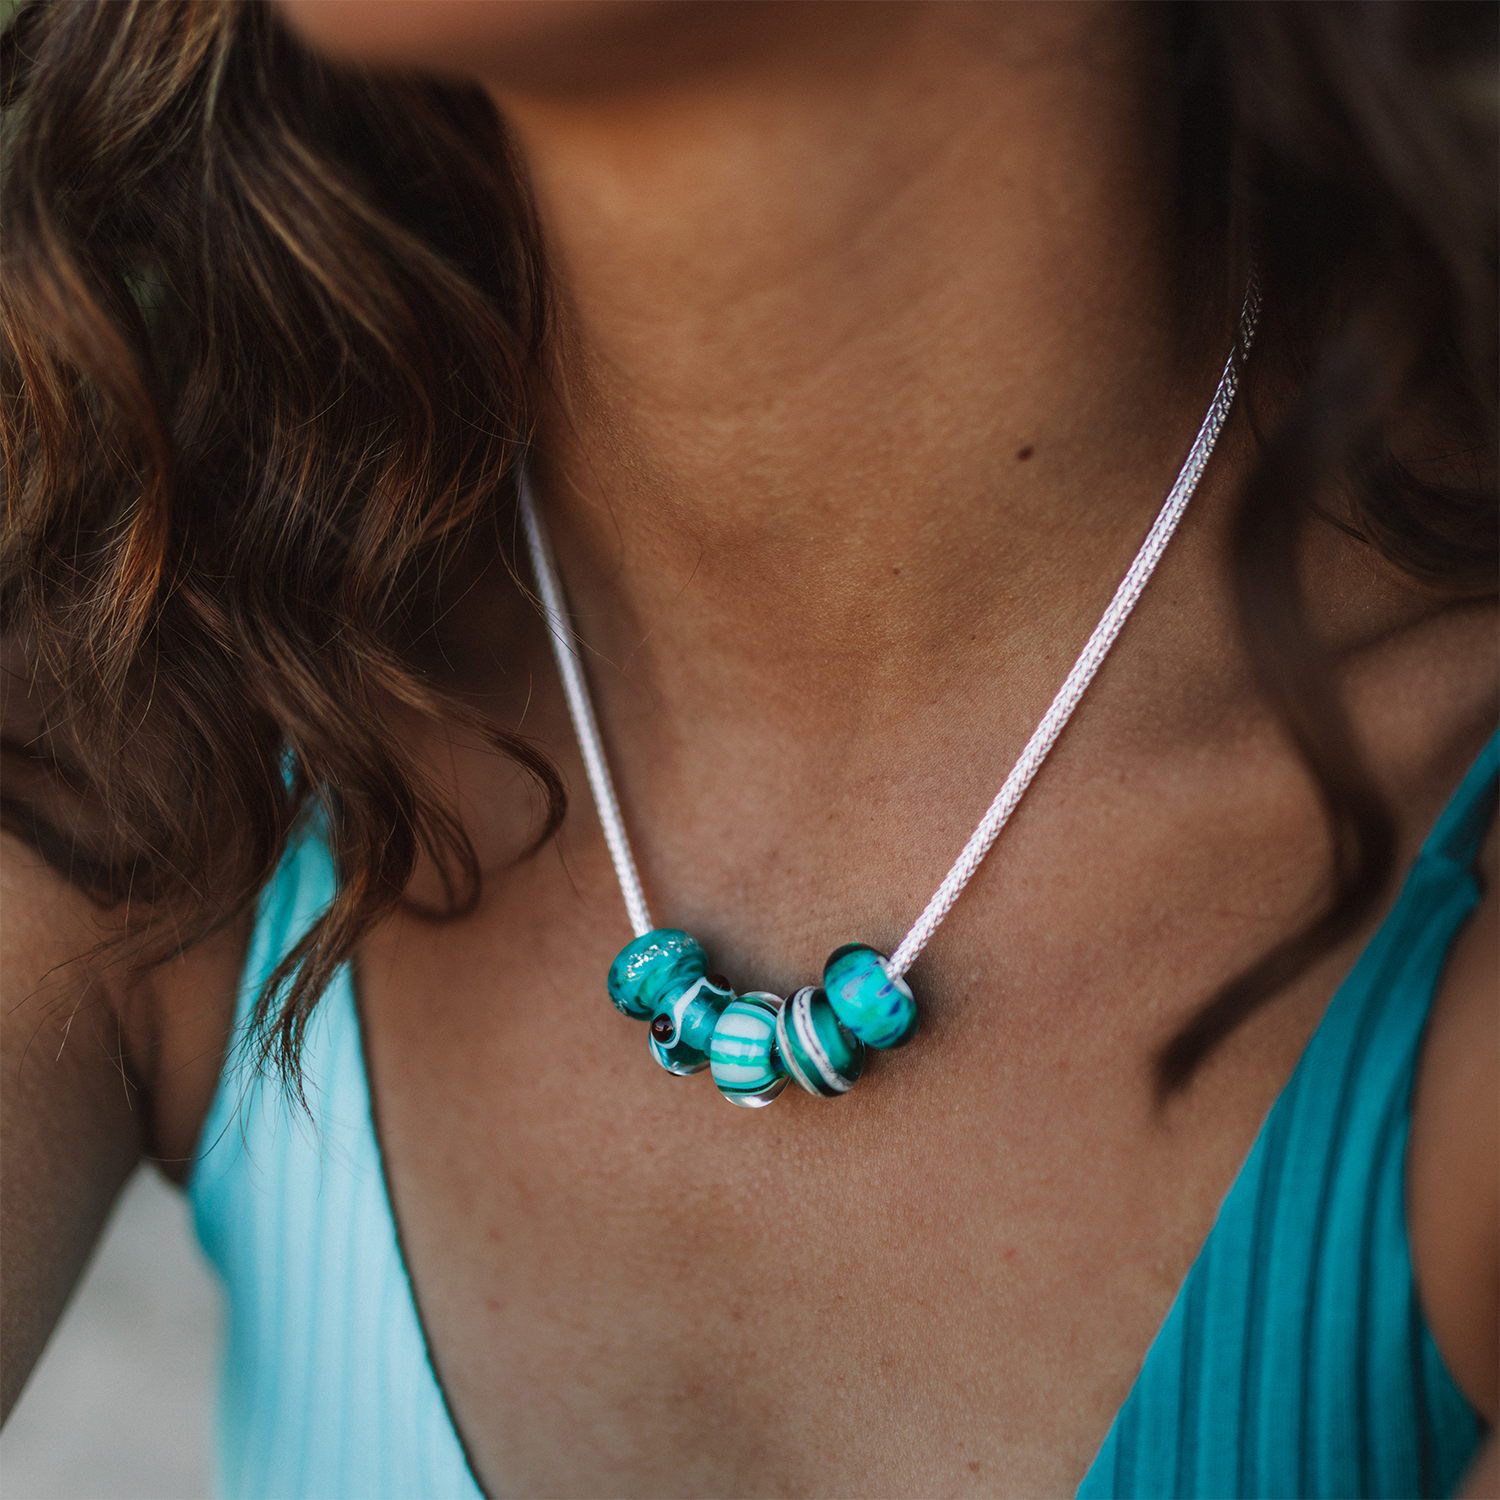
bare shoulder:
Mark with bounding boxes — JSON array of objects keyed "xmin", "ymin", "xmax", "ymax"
[
  {"xmin": 0, "ymin": 829, "xmax": 245, "ymax": 1420},
  {"xmin": 1, "ymin": 831, "xmax": 142, "ymax": 1418},
  {"xmin": 1408, "ymin": 800, "xmax": 1499, "ymax": 1425},
  {"xmin": 0, "ymin": 829, "xmax": 141, "ymax": 1125}
]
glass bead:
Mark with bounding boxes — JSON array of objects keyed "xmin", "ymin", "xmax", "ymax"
[
  {"xmin": 607, "ymin": 929, "xmax": 707, "ymax": 1019},
  {"xmin": 776, "ymin": 985, "xmax": 865, "ymax": 1096},
  {"xmin": 823, "ymin": 943, "xmax": 918, "ymax": 1049},
  {"xmin": 708, "ymin": 993, "xmax": 789, "ymax": 1107},
  {"xmin": 647, "ymin": 975, "xmax": 735, "ymax": 1076}
]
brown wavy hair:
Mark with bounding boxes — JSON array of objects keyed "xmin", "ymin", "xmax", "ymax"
[{"xmin": 2, "ymin": 0, "xmax": 1495, "ymax": 1093}]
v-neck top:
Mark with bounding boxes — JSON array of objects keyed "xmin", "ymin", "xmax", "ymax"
[{"xmin": 188, "ymin": 733, "xmax": 1496, "ymax": 1499}]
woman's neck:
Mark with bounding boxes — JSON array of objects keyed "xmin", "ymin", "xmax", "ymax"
[{"xmin": 484, "ymin": 2, "xmax": 1237, "ymax": 748}]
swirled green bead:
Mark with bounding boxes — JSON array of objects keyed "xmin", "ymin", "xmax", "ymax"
[
  {"xmin": 607, "ymin": 929, "xmax": 707, "ymax": 1019},
  {"xmin": 647, "ymin": 975, "xmax": 734, "ymax": 1076},
  {"xmin": 776, "ymin": 986, "xmax": 865, "ymax": 1096},
  {"xmin": 708, "ymin": 993, "xmax": 788, "ymax": 1107},
  {"xmin": 823, "ymin": 943, "xmax": 918, "ymax": 1049}
]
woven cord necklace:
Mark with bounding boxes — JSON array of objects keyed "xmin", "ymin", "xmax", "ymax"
[{"xmin": 520, "ymin": 285, "xmax": 1259, "ymax": 1109}]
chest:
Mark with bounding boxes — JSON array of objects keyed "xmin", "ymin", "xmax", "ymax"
[{"xmin": 357, "ymin": 795, "xmax": 1333, "ymax": 1498}]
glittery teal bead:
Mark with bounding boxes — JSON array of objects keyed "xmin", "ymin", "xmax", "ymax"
[
  {"xmin": 708, "ymin": 993, "xmax": 788, "ymax": 1107},
  {"xmin": 823, "ymin": 943, "xmax": 918, "ymax": 1049},
  {"xmin": 647, "ymin": 975, "xmax": 734, "ymax": 1076},
  {"xmin": 607, "ymin": 929, "xmax": 707, "ymax": 1019},
  {"xmin": 775, "ymin": 985, "xmax": 865, "ymax": 1096}
]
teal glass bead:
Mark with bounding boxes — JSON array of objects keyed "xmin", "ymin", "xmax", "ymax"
[
  {"xmin": 775, "ymin": 985, "xmax": 865, "ymax": 1097},
  {"xmin": 708, "ymin": 993, "xmax": 788, "ymax": 1108},
  {"xmin": 647, "ymin": 975, "xmax": 735, "ymax": 1076},
  {"xmin": 607, "ymin": 929, "xmax": 707, "ymax": 1019},
  {"xmin": 823, "ymin": 943, "xmax": 918, "ymax": 1049}
]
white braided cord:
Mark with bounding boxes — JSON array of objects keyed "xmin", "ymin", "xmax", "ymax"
[
  {"xmin": 522, "ymin": 280, "xmax": 1259, "ymax": 970},
  {"xmin": 887, "ymin": 283, "xmax": 1260, "ymax": 974},
  {"xmin": 519, "ymin": 475, "xmax": 655, "ymax": 937}
]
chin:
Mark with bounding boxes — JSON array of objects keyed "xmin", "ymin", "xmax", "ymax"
[{"xmin": 271, "ymin": 0, "xmax": 686, "ymax": 82}]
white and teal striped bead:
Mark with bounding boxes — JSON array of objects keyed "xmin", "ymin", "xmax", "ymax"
[
  {"xmin": 775, "ymin": 985, "xmax": 865, "ymax": 1096},
  {"xmin": 607, "ymin": 929, "xmax": 707, "ymax": 1019},
  {"xmin": 708, "ymin": 993, "xmax": 788, "ymax": 1108},
  {"xmin": 647, "ymin": 975, "xmax": 734, "ymax": 1076},
  {"xmin": 823, "ymin": 943, "xmax": 918, "ymax": 1049}
]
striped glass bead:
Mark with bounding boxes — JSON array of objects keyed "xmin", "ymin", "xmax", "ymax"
[
  {"xmin": 776, "ymin": 985, "xmax": 865, "ymax": 1097},
  {"xmin": 607, "ymin": 929, "xmax": 707, "ymax": 1019},
  {"xmin": 823, "ymin": 943, "xmax": 918, "ymax": 1049},
  {"xmin": 708, "ymin": 993, "xmax": 788, "ymax": 1107},
  {"xmin": 647, "ymin": 975, "xmax": 734, "ymax": 1076}
]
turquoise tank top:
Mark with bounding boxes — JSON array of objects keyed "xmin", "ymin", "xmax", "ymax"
[{"xmin": 189, "ymin": 734, "xmax": 1496, "ymax": 1498}]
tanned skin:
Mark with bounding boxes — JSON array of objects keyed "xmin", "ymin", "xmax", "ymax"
[{"xmin": 4, "ymin": 5, "xmax": 1496, "ymax": 1493}]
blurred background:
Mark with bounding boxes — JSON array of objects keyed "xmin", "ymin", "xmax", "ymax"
[{"xmin": 0, "ymin": 1165, "xmax": 221, "ymax": 1500}]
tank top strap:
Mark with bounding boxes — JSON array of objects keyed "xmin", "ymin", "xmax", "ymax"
[
  {"xmin": 188, "ymin": 816, "xmax": 484, "ymax": 1499},
  {"xmin": 241, "ymin": 811, "xmax": 339, "ymax": 1019},
  {"xmin": 1079, "ymin": 728, "xmax": 1497, "ymax": 1498},
  {"xmin": 1422, "ymin": 730, "xmax": 1499, "ymax": 870}
]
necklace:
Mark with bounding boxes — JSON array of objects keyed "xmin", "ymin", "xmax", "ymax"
[{"xmin": 520, "ymin": 287, "xmax": 1259, "ymax": 1108}]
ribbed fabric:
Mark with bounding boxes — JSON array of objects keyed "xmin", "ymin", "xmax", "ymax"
[
  {"xmin": 190, "ymin": 733, "xmax": 1495, "ymax": 1500},
  {"xmin": 1078, "ymin": 732, "xmax": 1494, "ymax": 1499},
  {"xmin": 189, "ymin": 827, "xmax": 483, "ymax": 1500}
]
